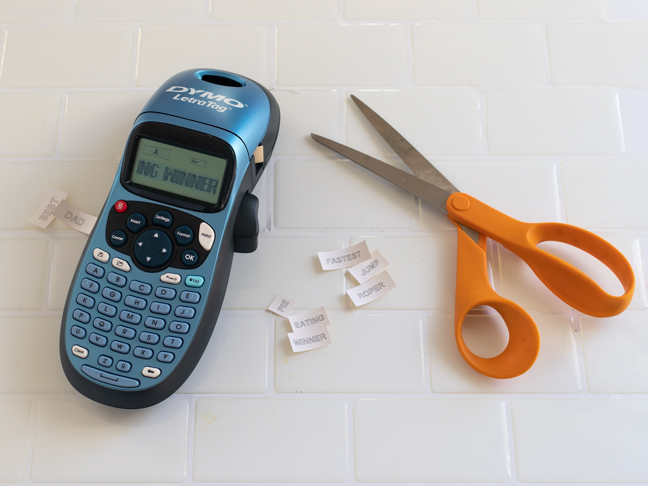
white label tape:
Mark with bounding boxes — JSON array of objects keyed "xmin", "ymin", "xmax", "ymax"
[
  {"xmin": 28, "ymin": 187, "xmax": 68, "ymax": 229},
  {"xmin": 347, "ymin": 270, "xmax": 396, "ymax": 307},
  {"xmin": 348, "ymin": 250, "xmax": 389, "ymax": 284},
  {"xmin": 52, "ymin": 199, "xmax": 98, "ymax": 235},
  {"xmin": 287, "ymin": 325, "xmax": 331, "ymax": 353},
  {"xmin": 288, "ymin": 306, "xmax": 330, "ymax": 332},
  {"xmin": 267, "ymin": 294, "xmax": 296, "ymax": 318},
  {"xmin": 318, "ymin": 240, "xmax": 370, "ymax": 271}
]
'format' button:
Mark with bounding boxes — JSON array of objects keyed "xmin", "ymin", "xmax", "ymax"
[{"xmin": 174, "ymin": 225, "xmax": 194, "ymax": 246}]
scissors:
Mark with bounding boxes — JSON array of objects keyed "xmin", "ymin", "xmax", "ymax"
[{"xmin": 311, "ymin": 95, "xmax": 635, "ymax": 379}]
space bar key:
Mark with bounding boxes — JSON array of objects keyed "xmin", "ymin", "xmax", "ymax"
[{"xmin": 81, "ymin": 365, "xmax": 140, "ymax": 388}]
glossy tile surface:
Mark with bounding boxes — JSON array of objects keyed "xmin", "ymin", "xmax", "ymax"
[
  {"xmin": 277, "ymin": 25, "xmax": 408, "ymax": 86},
  {"xmin": 478, "ymin": 0, "xmax": 605, "ymax": 19},
  {"xmin": 137, "ymin": 25, "xmax": 269, "ymax": 87},
  {"xmin": 223, "ymin": 236, "xmax": 346, "ymax": 310},
  {"xmin": 485, "ymin": 90, "xmax": 624, "ymax": 154},
  {"xmin": 563, "ymin": 160, "xmax": 648, "ymax": 229},
  {"xmin": 354, "ymin": 399, "xmax": 510, "ymax": 482},
  {"xmin": 194, "ymin": 399, "xmax": 348, "ymax": 481},
  {"xmin": 0, "ymin": 238, "xmax": 48, "ymax": 311},
  {"xmin": 274, "ymin": 158, "xmax": 418, "ymax": 229},
  {"xmin": 548, "ymin": 24, "xmax": 648, "ymax": 85},
  {"xmin": 413, "ymin": 24, "xmax": 546, "ymax": 85},
  {"xmin": 346, "ymin": 0, "xmax": 474, "ymax": 19},
  {"xmin": 0, "ymin": 316, "xmax": 75, "ymax": 394},
  {"xmin": 0, "ymin": 400, "xmax": 31, "ymax": 482},
  {"xmin": 62, "ymin": 91, "xmax": 151, "ymax": 157},
  {"xmin": 178, "ymin": 314, "xmax": 269, "ymax": 393},
  {"xmin": 513, "ymin": 399, "xmax": 648, "ymax": 482},
  {"xmin": 581, "ymin": 315, "xmax": 648, "ymax": 393},
  {"xmin": 31, "ymin": 398, "xmax": 188, "ymax": 482},
  {"xmin": 275, "ymin": 315, "xmax": 424, "ymax": 393},
  {"xmin": 0, "ymin": 92, "xmax": 61, "ymax": 157},
  {"xmin": 1, "ymin": 27, "xmax": 133, "ymax": 88}
]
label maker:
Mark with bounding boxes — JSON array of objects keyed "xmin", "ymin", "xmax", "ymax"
[{"xmin": 60, "ymin": 69, "xmax": 279, "ymax": 408}]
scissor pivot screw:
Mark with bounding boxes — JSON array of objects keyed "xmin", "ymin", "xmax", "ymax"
[{"xmin": 452, "ymin": 195, "xmax": 471, "ymax": 211}]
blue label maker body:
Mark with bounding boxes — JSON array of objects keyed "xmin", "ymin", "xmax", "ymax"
[{"xmin": 60, "ymin": 69, "xmax": 280, "ymax": 409}]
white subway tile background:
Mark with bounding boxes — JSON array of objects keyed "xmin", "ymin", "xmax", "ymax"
[{"xmin": 1, "ymin": 0, "xmax": 647, "ymax": 484}]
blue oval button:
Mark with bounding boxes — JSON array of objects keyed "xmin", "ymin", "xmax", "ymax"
[{"xmin": 185, "ymin": 276, "xmax": 204, "ymax": 288}]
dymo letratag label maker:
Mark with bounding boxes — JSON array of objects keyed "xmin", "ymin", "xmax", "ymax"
[{"xmin": 60, "ymin": 69, "xmax": 279, "ymax": 408}]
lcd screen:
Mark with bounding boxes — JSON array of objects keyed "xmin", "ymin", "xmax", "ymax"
[{"xmin": 130, "ymin": 138, "xmax": 228, "ymax": 205}]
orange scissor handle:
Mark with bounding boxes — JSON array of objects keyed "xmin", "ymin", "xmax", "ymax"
[
  {"xmin": 453, "ymin": 225, "xmax": 540, "ymax": 379},
  {"xmin": 447, "ymin": 193, "xmax": 635, "ymax": 318}
]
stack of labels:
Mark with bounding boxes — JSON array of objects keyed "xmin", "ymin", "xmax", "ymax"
[
  {"xmin": 28, "ymin": 187, "xmax": 97, "ymax": 234},
  {"xmin": 286, "ymin": 307, "xmax": 332, "ymax": 352},
  {"xmin": 267, "ymin": 294, "xmax": 296, "ymax": 318},
  {"xmin": 266, "ymin": 296, "xmax": 332, "ymax": 353}
]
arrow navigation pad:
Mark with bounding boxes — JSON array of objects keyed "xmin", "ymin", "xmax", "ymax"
[{"xmin": 133, "ymin": 229, "xmax": 173, "ymax": 268}]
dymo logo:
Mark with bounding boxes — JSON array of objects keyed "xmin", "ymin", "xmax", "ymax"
[{"xmin": 166, "ymin": 86, "xmax": 244, "ymax": 108}]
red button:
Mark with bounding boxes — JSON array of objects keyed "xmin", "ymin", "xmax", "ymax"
[{"xmin": 114, "ymin": 200, "xmax": 128, "ymax": 213}]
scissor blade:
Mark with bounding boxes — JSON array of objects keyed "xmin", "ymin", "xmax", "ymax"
[
  {"xmin": 350, "ymin": 95, "xmax": 459, "ymax": 194},
  {"xmin": 311, "ymin": 133, "xmax": 452, "ymax": 214},
  {"xmin": 311, "ymin": 133, "xmax": 482, "ymax": 245}
]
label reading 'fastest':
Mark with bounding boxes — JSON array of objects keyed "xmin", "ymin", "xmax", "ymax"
[{"xmin": 318, "ymin": 240, "xmax": 371, "ymax": 271}]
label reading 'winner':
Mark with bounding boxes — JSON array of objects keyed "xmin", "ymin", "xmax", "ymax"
[{"xmin": 130, "ymin": 138, "xmax": 228, "ymax": 205}]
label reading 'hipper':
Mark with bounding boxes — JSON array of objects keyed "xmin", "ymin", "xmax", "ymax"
[
  {"xmin": 348, "ymin": 250, "xmax": 389, "ymax": 284},
  {"xmin": 287, "ymin": 325, "xmax": 331, "ymax": 353},
  {"xmin": 288, "ymin": 306, "xmax": 330, "ymax": 332},
  {"xmin": 318, "ymin": 240, "xmax": 370, "ymax": 271},
  {"xmin": 347, "ymin": 271, "xmax": 396, "ymax": 307},
  {"xmin": 267, "ymin": 294, "xmax": 296, "ymax": 318}
]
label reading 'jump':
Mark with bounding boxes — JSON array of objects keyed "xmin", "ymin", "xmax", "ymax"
[
  {"xmin": 348, "ymin": 250, "xmax": 389, "ymax": 284},
  {"xmin": 347, "ymin": 271, "xmax": 396, "ymax": 307},
  {"xmin": 318, "ymin": 240, "xmax": 370, "ymax": 271},
  {"xmin": 288, "ymin": 307, "xmax": 330, "ymax": 332}
]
